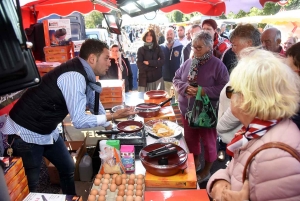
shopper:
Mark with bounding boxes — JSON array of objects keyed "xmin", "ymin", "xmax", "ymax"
[
  {"xmin": 0, "ymin": 39, "xmax": 136, "ymax": 194},
  {"xmin": 100, "ymin": 44, "xmax": 133, "ymax": 92},
  {"xmin": 173, "ymin": 32, "xmax": 229, "ymax": 183},
  {"xmin": 207, "ymin": 48, "xmax": 300, "ymax": 201},
  {"xmin": 161, "ymin": 27, "xmax": 183, "ymax": 99},
  {"xmin": 137, "ymin": 29, "xmax": 165, "ymax": 91}
]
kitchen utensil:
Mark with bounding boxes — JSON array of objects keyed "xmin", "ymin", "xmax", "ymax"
[
  {"xmin": 96, "ymin": 120, "xmax": 143, "ymax": 134},
  {"xmin": 147, "ymin": 146, "xmax": 177, "ymax": 158},
  {"xmin": 135, "ymin": 98, "xmax": 172, "ymax": 118},
  {"xmin": 145, "ymin": 90, "xmax": 167, "ymax": 99},
  {"xmin": 139, "ymin": 143, "xmax": 188, "ymax": 176},
  {"xmin": 144, "ymin": 119, "xmax": 183, "ymax": 139}
]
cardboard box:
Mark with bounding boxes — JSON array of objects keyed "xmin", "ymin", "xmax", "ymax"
[
  {"xmin": 100, "ymin": 91, "xmax": 123, "ymax": 97},
  {"xmin": 4, "ymin": 157, "xmax": 23, "ymax": 185},
  {"xmin": 15, "ymin": 185, "xmax": 29, "ymax": 201},
  {"xmin": 9, "ymin": 175, "xmax": 28, "ymax": 201},
  {"xmin": 43, "ymin": 19, "xmax": 72, "ymax": 47},
  {"xmin": 144, "ymin": 106, "xmax": 176, "ymax": 122},
  {"xmin": 45, "ymin": 53, "xmax": 71, "ymax": 63},
  {"xmin": 145, "ymin": 154, "xmax": 197, "ymax": 188},
  {"xmin": 44, "ymin": 139, "xmax": 87, "ymax": 184},
  {"xmin": 100, "ymin": 97, "xmax": 124, "ymax": 103},
  {"xmin": 99, "ymin": 79, "xmax": 125, "ymax": 93},
  {"xmin": 44, "ymin": 45, "xmax": 71, "ymax": 55},
  {"xmin": 7, "ymin": 167, "xmax": 26, "ymax": 194},
  {"xmin": 144, "ymin": 190, "xmax": 210, "ymax": 201}
]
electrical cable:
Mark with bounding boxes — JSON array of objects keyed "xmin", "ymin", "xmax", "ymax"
[{"xmin": 143, "ymin": 11, "xmax": 157, "ymax": 20}]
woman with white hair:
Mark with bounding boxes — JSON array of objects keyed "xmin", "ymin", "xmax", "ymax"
[{"xmin": 207, "ymin": 48, "xmax": 300, "ymax": 201}]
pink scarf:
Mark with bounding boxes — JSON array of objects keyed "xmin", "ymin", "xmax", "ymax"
[{"xmin": 226, "ymin": 118, "xmax": 281, "ymax": 157}]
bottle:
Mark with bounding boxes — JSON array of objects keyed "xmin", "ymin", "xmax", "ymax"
[{"xmin": 79, "ymin": 153, "xmax": 93, "ymax": 181}]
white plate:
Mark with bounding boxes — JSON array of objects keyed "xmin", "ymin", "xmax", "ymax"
[{"xmin": 144, "ymin": 119, "xmax": 183, "ymax": 139}]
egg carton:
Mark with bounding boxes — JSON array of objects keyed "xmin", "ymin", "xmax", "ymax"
[{"xmin": 89, "ymin": 175, "xmax": 145, "ymax": 201}]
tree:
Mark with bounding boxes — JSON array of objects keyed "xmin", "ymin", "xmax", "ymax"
[
  {"xmin": 85, "ymin": 11, "xmax": 104, "ymax": 28},
  {"xmin": 172, "ymin": 11, "xmax": 183, "ymax": 22}
]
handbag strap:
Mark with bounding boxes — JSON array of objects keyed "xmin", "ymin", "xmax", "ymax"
[{"xmin": 242, "ymin": 142, "xmax": 300, "ymax": 182}]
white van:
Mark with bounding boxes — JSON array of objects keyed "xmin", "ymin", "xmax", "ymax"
[{"xmin": 86, "ymin": 28, "xmax": 113, "ymax": 46}]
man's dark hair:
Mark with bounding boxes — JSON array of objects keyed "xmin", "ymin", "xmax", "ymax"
[
  {"xmin": 179, "ymin": 25, "xmax": 185, "ymax": 31},
  {"xmin": 79, "ymin": 39, "xmax": 109, "ymax": 60},
  {"xmin": 110, "ymin": 44, "xmax": 119, "ymax": 49},
  {"xmin": 286, "ymin": 42, "xmax": 300, "ymax": 68},
  {"xmin": 142, "ymin": 29, "xmax": 158, "ymax": 48}
]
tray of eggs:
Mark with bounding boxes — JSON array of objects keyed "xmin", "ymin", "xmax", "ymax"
[{"xmin": 88, "ymin": 173, "xmax": 145, "ymax": 201}]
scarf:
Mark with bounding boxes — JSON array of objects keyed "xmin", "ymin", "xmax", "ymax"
[
  {"xmin": 144, "ymin": 42, "xmax": 153, "ymax": 49},
  {"xmin": 226, "ymin": 118, "xmax": 281, "ymax": 157},
  {"xmin": 187, "ymin": 50, "xmax": 212, "ymax": 85},
  {"xmin": 79, "ymin": 57, "xmax": 102, "ymax": 93}
]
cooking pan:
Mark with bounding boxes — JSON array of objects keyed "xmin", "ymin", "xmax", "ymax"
[
  {"xmin": 135, "ymin": 98, "xmax": 172, "ymax": 118},
  {"xmin": 145, "ymin": 90, "xmax": 167, "ymax": 99},
  {"xmin": 96, "ymin": 120, "xmax": 144, "ymax": 134}
]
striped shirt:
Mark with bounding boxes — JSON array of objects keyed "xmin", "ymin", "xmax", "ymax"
[{"xmin": 0, "ymin": 57, "xmax": 110, "ymax": 145}]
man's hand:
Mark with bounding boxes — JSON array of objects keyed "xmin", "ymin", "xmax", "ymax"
[
  {"xmin": 105, "ymin": 124, "xmax": 113, "ymax": 130},
  {"xmin": 113, "ymin": 106, "xmax": 137, "ymax": 119},
  {"xmin": 211, "ymin": 180, "xmax": 231, "ymax": 201},
  {"xmin": 221, "ymin": 180, "xmax": 249, "ymax": 201},
  {"xmin": 143, "ymin": 61, "xmax": 149, "ymax": 65}
]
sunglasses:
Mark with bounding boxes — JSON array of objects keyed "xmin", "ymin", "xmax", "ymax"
[{"xmin": 226, "ymin": 86, "xmax": 235, "ymax": 99}]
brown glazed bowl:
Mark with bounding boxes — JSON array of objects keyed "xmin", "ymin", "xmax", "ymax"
[
  {"xmin": 139, "ymin": 143, "xmax": 188, "ymax": 176},
  {"xmin": 116, "ymin": 120, "xmax": 144, "ymax": 133},
  {"xmin": 145, "ymin": 90, "xmax": 167, "ymax": 99}
]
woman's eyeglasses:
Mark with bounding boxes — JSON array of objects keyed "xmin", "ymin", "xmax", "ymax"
[
  {"xmin": 226, "ymin": 86, "xmax": 235, "ymax": 99},
  {"xmin": 192, "ymin": 46, "xmax": 203, "ymax": 51}
]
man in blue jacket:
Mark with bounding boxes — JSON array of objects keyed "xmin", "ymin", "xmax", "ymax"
[{"xmin": 160, "ymin": 27, "xmax": 183, "ymax": 100}]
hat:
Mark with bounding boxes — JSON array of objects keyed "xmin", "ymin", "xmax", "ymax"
[{"xmin": 202, "ymin": 19, "xmax": 218, "ymax": 30}]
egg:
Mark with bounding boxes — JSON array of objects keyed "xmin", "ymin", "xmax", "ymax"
[
  {"xmin": 118, "ymin": 189, "xmax": 125, "ymax": 196},
  {"xmin": 111, "ymin": 178, "xmax": 116, "ymax": 184},
  {"xmin": 96, "ymin": 174, "xmax": 103, "ymax": 179},
  {"xmin": 102, "ymin": 178, "xmax": 109, "ymax": 184},
  {"xmin": 136, "ymin": 179, "xmax": 143, "ymax": 185},
  {"xmin": 101, "ymin": 183, "xmax": 108, "ymax": 190},
  {"xmin": 99, "ymin": 189, "xmax": 106, "ymax": 196},
  {"xmin": 122, "ymin": 178, "xmax": 126, "ymax": 185},
  {"xmin": 118, "ymin": 184, "xmax": 125, "ymax": 191},
  {"xmin": 128, "ymin": 179, "xmax": 135, "ymax": 185},
  {"xmin": 136, "ymin": 184, "xmax": 143, "ymax": 191},
  {"xmin": 115, "ymin": 175, "xmax": 122, "ymax": 186},
  {"xmin": 135, "ymin": 190, "xmax": 143, "ymax": 197},
  {"xmin": 127, "ymin": 184, "xmax": 134, "ymax": 190},
  {"xmin": 110, "ymin": 183, "xmax": 117, "ymax": 192},
  {"xmin": 121, "ymin": 173, "xmax": 127, "ymax": 179},
  {"xmin": 116, "ymin": 196, "xmax": 123, "ymax": 201},
  {"xmin": 104, "ymin": 174, "xmax": 110, "ymax": 179},
  {"xmin": 126, "ymin": 190, "xmax": 134, "ymax": 196},
  {"xmin": 97, "ymin": 195, "xmax": 106, "ymax": 201},
  {"xmin": 125, "ymin": 195, "xmax": 133, "ymax": 201},
  {"xmin": 112, "ymin": 174, "xmax": 118, "ymax": 179},
  {"xmin": 90, "ymin": 189, "xmax": 98, "ymax": 196},
  {"xmin": 137, "ymin": 174, "xmax": 144, "ymax": 179},
  {"xmin": 135, "ymin": 196, "xmax": 142, "ymax": 201},
  {"xmin": 94, "ymin": 178, "xmax": 101, "ymax": 186},
  {"xmin": 88, "ymin": 194, "xmax": 96, "ymax": 201},
  {"xmin": 129, "ymin": 174, "xmax": 136, "ymax": 180}
]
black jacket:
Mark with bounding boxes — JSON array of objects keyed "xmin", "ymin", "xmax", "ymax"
[
  {"xmin": 180, "ymin": 41, "xmax": 191, "ymax": 65},
  {"xmin": 10, "ymin": 58, "xmax": 88, "ymax": 134},
  {"xmin": 137, "ymin": 45, "xmax": 165, "ymax": 87},
  {"xmin": 100, "ymin": 55, "xmax": 133, "ymax": 92},
  {"xmin": 222, "ymin": 47, "xmax": 237, "ymax": 74}
]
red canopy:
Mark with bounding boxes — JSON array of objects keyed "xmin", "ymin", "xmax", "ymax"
[{"xmin": 21, "ymin": 0, "xmax": 281, "ymax": 28}]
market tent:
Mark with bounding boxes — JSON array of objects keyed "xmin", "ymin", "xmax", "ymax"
[
  {"xmin": 262, "ymin": 9, "xmax": 300, "ymax": 27},
  {"xmin": 20, "ymin": 0, "xmax": 281, "ymax": 28}
]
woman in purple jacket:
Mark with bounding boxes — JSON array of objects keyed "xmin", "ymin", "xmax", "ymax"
[{"xmin": 173, "ymin": 32, "xmax": 229, "ymax": 183}]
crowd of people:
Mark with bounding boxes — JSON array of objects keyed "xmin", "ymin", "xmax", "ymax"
[
  {"xmin": 116, "ymin": 19, "xmax": 300, "ymax": 200},
  {"xmin": 1, "ymin": 17, "xmax": 300, "ymax": 200}
]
